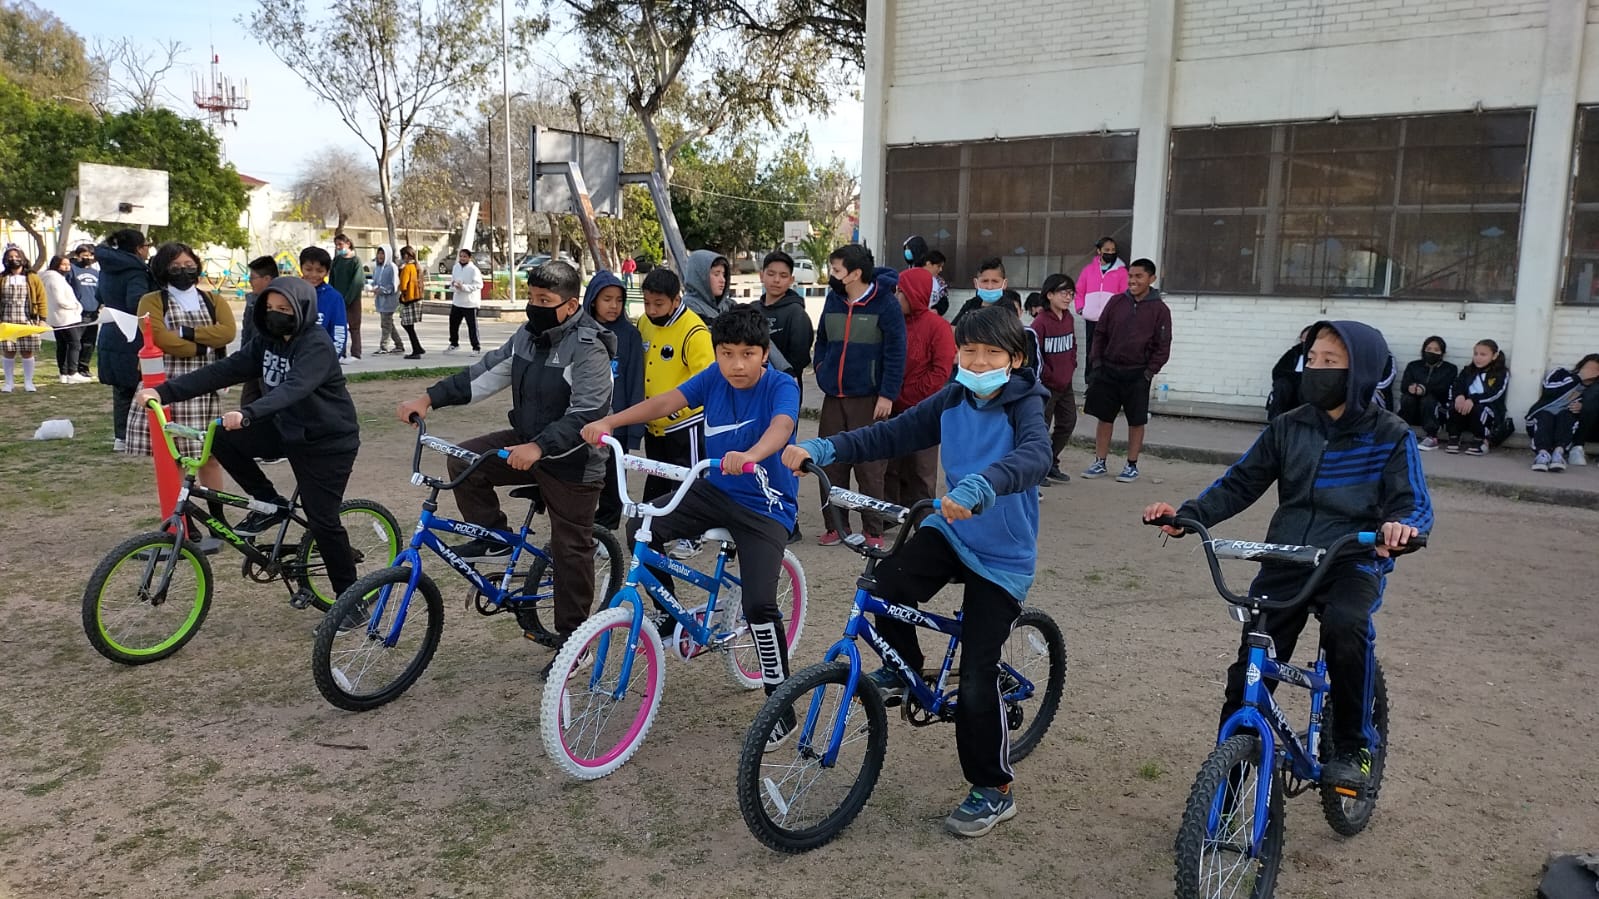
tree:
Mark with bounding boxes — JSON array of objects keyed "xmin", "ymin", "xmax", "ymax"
[
  {"xmin": 0, "ymin": 1, "xmax": 97, "ymax": 104},
  {"xmin": 670, "ymin": 134, "xmax": 821, "ymax": 256},
  {"xmin": 0, "ymin": 76, "xmax": 99, "ymax": 262},
  {"xmin": 91, "ymin": 37, "xmax": 186, "ymax": 112},
  {"xmin": 291, "ymin": 147, "xmax": 375, "ymax": 233},
  {"xmin": 91, "ymin": 107, "xmax": 250, "ymax": 247},
  {"xmin": 247, "ymin": 0, "xmax": 542, "ymax": 255},
  {"xmin": 556, "ymin": 0, "xmax": 855, "ymax": 254}
]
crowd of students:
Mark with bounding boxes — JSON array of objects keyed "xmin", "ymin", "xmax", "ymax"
[{"xmin": 1269, "ymin": 327, "xmax": 1599, "ymax": 471}]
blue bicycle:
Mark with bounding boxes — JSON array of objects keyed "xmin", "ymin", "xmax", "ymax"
[
  {"xmin": 736, "ymin": 463, "xmax": 1066, "ymax": 853},
  {"xmin": 1147, "ymin": 514, "xmax": 1426, "ymax": 899},
  {"xmin": 538, "ymin": 434, "xmax": 808, "ymax": 780},
  {"xmin": 309, "ymin": 418, "xmax": 625, "ymax": 711}
]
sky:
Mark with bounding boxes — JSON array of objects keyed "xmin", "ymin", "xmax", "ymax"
[{"xmin": 65, "ymin": 0, "xmax": 864, "ymax": 191}]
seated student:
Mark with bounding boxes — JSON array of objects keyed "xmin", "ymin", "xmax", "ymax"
[
  {"xmin": 1266, "ymin": 327, "xmax": 1311, "ymax": 419},
  {"xmin": 583, "ymin": 305, "xmax": 800, "ymax": 736},
  {"xmin": 1444, "ymin": 338, "xmax": 1510, "ymax": 456},
  {"xmin": 132, "ymin": 277, "xmax": 363, "ymax": 607},
  {"xmin": 1525, "ymin": 354, "xmax": 1599, "ymax": 472},
  {"xmin": 396, "ymin": 262, "xmax": 615, "ymax": 674},
  {"xmin": 785, "ymin": 305, "xmax": 1051, "ymax": 839},
  {"xmin": 637, "ymin": 267, "xmax": 715, "ymax": 509},
  {"xmin": 951, "ymin": 257, "xmax": 1008, "ymax": 327},
  {"xmin": 1400, "ymin": 336, "xmax": 1457, "ymax": 450},
  {"xmin": 1144, "ymin": 320, "xmax": 1430, "ymax": 796},
  {"xmin": 583, "ymin": 270, "xmax": 644, "ymax": 531},
  {"xmin": 1576, "ymin": 354, "xmax": 1599, "ymax": 466},
  {"xmin": 298, "ymin": 246, "xmax": 349, "ymax": 359}
]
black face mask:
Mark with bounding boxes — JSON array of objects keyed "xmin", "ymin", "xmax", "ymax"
[
  {"xmin": 1101, "ymin": 252, "xmax": 1118, "ymax": 265},
  {"xmin": 263, "ymin": 310, "xmax": 297, "ymax": 339},
  {"xmin": 1422, "ymin": 351, "xmax": 1443, "ymax": 365},
  {"xmin": 526, "ymin": 302, "xmax": 565, "ymax": 337},
  {"xmin": 167, "ymin": 268, "xmax": 200, "ymax": 291},
  {"xmin": 645, "ymin": 310, "xmax": 674, "ymax": 327},
  {"xmin": 827, "ymin": 276, "xmax": 846, "ymax": 296},
  {"xmin": 1300, "ymin": 368, "xmax": 1349, "ymax": 411},
  {"xmin": 3, "ymin": 256, "xmax": 22, "ymax": 272}
]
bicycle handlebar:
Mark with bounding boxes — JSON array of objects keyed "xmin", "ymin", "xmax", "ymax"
[
  {"xmin": 144, "ymin": 399, "xmax": 220, "ymax": 470},
  {"xmin": 804, "ymin": 460, "xmax": 937, "ymax": 561},
  {"xmin": 405, "ymin": 415, "xmax": 500, "ymax": 492},
  {"xmin": 594, "ymin": 433, "xmax": 760, "ymax": 522},
  {"xmin": 1145, "ymin": 514, "xmax": 1427, "ymax": 610}
]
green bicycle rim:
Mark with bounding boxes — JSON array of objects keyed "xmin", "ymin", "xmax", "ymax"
[{"xmin": 94, "ymin": 540, "xmax": 210, "ymax": 657}]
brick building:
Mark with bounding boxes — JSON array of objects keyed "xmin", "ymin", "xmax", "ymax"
[{"xmin": 858, "ymin": 0, "xmax": 1599, "ymax": 415}]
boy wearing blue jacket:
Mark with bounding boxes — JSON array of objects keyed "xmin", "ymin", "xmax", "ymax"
[
  {"xmin": 298, "ymin": 246, "xmax": 349, "ymax": 359},
  {"xmin": 787, "ymin": 305, "xmax": 1050, "ymax": 838},
  {"xmin": 584, "ymin": 270, "xmax": 645, "ymax": 530},
  {"xmin": 811, "ymin": 244, "xmax": 906, "ymax": 548},
  {"xmin": 1144, "ymin": 320, "xmax": 1431, "ymax": 794}
]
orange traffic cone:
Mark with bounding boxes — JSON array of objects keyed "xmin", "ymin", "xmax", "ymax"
[{"xmin": 138, "ymin": 315, "xmax": 185, "ymax": 534}]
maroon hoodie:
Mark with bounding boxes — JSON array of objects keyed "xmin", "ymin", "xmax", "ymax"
[{"xmin": 1029, "ymin": 306, "xmax": 1077, "ymax": 392}]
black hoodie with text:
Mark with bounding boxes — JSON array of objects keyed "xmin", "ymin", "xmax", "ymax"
[
  {"xmin": 756, "ymin": 288, "xmax": 813, "ymax": 380},
  {"xmin": 154, "ymin": 276, "xmax": 359, "ymax": 453}
]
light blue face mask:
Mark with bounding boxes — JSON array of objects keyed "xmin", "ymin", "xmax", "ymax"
[
  {"xmin": 954, "ymin": 365, "xmax": 1010, "ymax": 396},
  {"xmin": 904, "ymin": 248, "xmax": 915, "ymax": 262},
  {"xmin": 976, "ymin": 287, "xmax": 1004, "ymax": 303}
]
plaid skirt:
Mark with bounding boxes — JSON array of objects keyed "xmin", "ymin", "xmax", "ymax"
[
  {"xmin": 399, "ymin": 299, "xmax": 424, "ymax": 326},
  {"xmin": 124, "ymin": 299, "xmax": 223, "ymax": 458},
  {"xmin": 0, "ymin": 277, "xmax": 40, "ymax": 354}
]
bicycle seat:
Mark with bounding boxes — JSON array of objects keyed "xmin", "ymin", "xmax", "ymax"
[
  {"xmin": 701, "ymin": 528, "xmax": 735, "ymax": 545},
  {"xmin": 507, "ymin": 485, "xmax": 546, "ymax": 514}
]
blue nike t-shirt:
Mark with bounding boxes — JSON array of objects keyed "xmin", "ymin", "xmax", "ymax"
[{"xmin": 678, "ymin": 363, "xmax": 800, "ymax": 530}]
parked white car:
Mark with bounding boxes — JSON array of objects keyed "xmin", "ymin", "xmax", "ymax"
[{"xmin": 792, "ymin": 257, "xmax": 818, "ymax": 285}]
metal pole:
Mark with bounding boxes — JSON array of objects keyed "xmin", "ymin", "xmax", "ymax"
[{"xmin": 502, "ymin": 0, "xmax": 516, "ymax": 304}]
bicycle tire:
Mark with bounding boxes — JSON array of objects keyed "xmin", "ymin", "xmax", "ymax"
[
  {"xmin": 515, "ymin": 527, "xmax": 626, "ymax": 645},
  {"xmin": 1318, "ymin": 661, "xmax": 1389, "ymax": 836},
  {"xmin": 1001, "ymin": 607, "xmax": 1067, "ymax": 763},
  {"xmin": 539, "ymin": 605, "xmax": 666, "ymax": 780},
  {"xmin": 723, "ymin": 549, "xmax": 808, "ymax": 689},
  {"xmin": 737, "ymin": 660, "xmax": 890, "ymax": 853},
  {"xmin": 82, "ymin": 531, "xmax": 214, "ymax": 665},
  {"xmin": 297, "ymin": 499, "xmax": 403, "ymax": 611},
  {"xmin": 1174, "ymin": 733, "xmax": 1285, "ymax": 899},
  {"xmin": 310, "ymin": 566, "xmax": 444, "ymax": 712}
]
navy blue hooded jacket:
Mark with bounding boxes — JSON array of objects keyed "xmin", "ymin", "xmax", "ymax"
[
  {"xmin": 813, "ymin": 266, "xmax": 906, "ymax": 401},
  {"xmin": 94, "ymin": 243, "xmax": 155, "ymax": 389},
  {"xmin": 584, "ymin": 271, "xmax": 644, "ymax": 451},
  {"xmin": 1178, "ymin": 320, "xmax": 1433, "ymax": 560}
]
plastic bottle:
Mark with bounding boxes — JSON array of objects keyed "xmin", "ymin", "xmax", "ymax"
[{"xmin": 1158, "ymin": 383, "xmax": 1170, "ymax": 403}]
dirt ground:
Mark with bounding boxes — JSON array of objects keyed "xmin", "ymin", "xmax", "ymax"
[{"xmin": 1, "ymin": 374, "xmax": 1595, "ymax": 899}]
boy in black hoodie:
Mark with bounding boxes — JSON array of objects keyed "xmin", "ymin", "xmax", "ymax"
[
  {"xmin": 133, "ymin": 277, "xmax": 362, "ymax": 596},
  {"xmin": 755, "ymin": 251, "xmax": 813, "ymax": 402},
  {"xmin": 1145, "ymin": 320, "xmax": 1431, "ymax": 794},
  {"xmin": 584, "ymin": 270, "xmax": 644, "ymax": 531}
]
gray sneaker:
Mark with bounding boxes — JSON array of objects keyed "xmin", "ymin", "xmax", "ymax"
[
  {"xmin": 1532, "ymin": 450, "xmax": 1551, "ymax": 472},
  {"xmin": 863, "ymin": 667, "xmax": 906, "ymax": 706},
  {"xmin": 1550, "ymin": 448, "xmax": 1567, "ymax": 472},
  {"xmin": 944, "ymin": 785, "xmax": 1017, "ymax": 837},
  {"xmin": 1115, "ymin": 463, "xmax": 1140, "ymax": 483},
  {"xmin": 1081, "ymin": 459, "xmax": 1109, "ymax": 479}
]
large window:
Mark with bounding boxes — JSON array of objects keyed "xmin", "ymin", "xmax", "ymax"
[
  {"xmin": 884, "ymin": 134, "xmax": 1136, "ymax": 287},
  {"xmin": 1165, "ymin": 111, "xmax": 1531, "ymax": 302},
  {"xmin": 1565, "ymin": 107, "xmax": 1599, "ymax": 305}
]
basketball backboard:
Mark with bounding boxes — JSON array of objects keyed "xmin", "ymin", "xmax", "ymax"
[
  {"xmin": 78, "ymin": 162, "xmax": 170, "ymax": 226},
  {"xmin": 530, "ymin": 126, "xmax": 622, "ymax": 218}
]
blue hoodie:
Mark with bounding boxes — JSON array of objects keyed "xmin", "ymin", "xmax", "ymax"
[
  {"xmin": 1179, "ymin": 320, "xmax": 1433, "ymax": 562},
  {"xmin": 584, "ymin": 271, "xmax": 645, "ymax": 450},
  {"xmin": 804, "ymin": 369, "xmax": 1051, "ymax": 600},
  {"xmin": 812, "ymin": 266, "xmax": 906, "ymax": 401}
]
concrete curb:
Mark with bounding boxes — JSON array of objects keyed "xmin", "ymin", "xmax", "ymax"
[{"xmin": 1068, "ymin": 435, "xmax": 1599, "ymax": 512}]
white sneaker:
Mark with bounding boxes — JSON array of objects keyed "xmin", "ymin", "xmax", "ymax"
[
  {"xmin": 0, "ymin": 383, "xmax": 11, "ymax": 393},
  {"xmin": 22, "ymin": 383, "xmax": 35, "ymax": 392},
  {"xmin": 1550, "ymin": 448, "xmax": 1567, "ymax": 472},
  {"xmin": 113, "ymin": 438, "xmax": 126, "ymax": 452},
  {"xmin": 1570, "ymin": 446, "xmax": 1587, "ymax": 466},
  {"xmin": 59, "ymin": 375, "xmax": 73, "ymax": 384},
  {"xmin": 1531, "ymin": 450, "xmax": 1550, "ymax": 472},
  {"xmin": 668, "ymin": 539, "xmax": 703, "ymax": 560},
  {"xmin": 71, "ymin": 373, "xmax": 93, "ymax": 384}
]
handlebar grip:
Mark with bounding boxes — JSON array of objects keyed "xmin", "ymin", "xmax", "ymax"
[
  {"xmin": 497, "ymin": 449, "xmax": 511, "ymax": 460},
  {"xmin": 739, "ymin": 462, "xmax": 757, "ymax": 474},
  {"xmin": 1145, "ymin": 515, "xmax": 1177, "ymax": 527},
  {"xmin": 1357, "ymin": 531, "xmax": 1430, "ymax": 549},
  {"xmin": 408, "ymin": 412, "xmax": 421, "ymax": 424}
]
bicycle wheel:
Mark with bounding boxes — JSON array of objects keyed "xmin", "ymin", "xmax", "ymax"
[
  {"xmin": 1173, "ymin": 733, "xmax": 1285, "ymax": 899},
  {"xmin": 737, "ymin": 660, "xmax": 889, "ymax": 853},
  {"xmin": 311, "ymin": 566, "xmax": 444, "ymax": 712},
  {"xmin": 539, "ymin": 605, "xmax": 666, "ymax": 780},
  {"xmin": 82, "ymin": 531, "xmax": 214, "ymax": 665},
  {"xmin": 1319, "ymin": 661, "xmax": 1389, "ymax": 835},
  {"xmin": 515, "ymin": 527, "xmax": 627, "ymax": 646},
  {"xmin": 1000, "ymin": 608, "xmax": 1067, "ymax": 763},
  {"xmin": 298, "ymin": 500, "xmax": 403, "ymax": 611},
  {"xmin": 723, "ymin": 549, "xmax": 808, "ymax": 689}
]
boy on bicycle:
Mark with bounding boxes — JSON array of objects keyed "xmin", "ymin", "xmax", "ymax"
[
  {"xmin": 133, "ymin": 277, "xmax": 362, "ymax": 599},
  {"xmin": 397, "ymin": 261, "xmax": 616, "ymax": 676},
  {"xmin": 581, "ymin": 306, "xmax": 801, "ymax": 738},
  {"xmin": 784, "ymin": 305, "xmax": 1051, "ymax": 838},
  {"xmin": 1143, "ymin": 320, "xmax": 1431, "ymax": 793}
]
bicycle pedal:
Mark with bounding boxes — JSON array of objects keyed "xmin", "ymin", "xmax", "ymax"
[
  {"xmin": 1333, "ymin": 785, "xmax": 1360, "ymax": 799},
  {"xmin": 287, "ymin": 590, "xmax": 314, "ymax": 610},
  {"xmin": 522, "ymin": 630, "xmax": 561, "ymax": 649}
]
